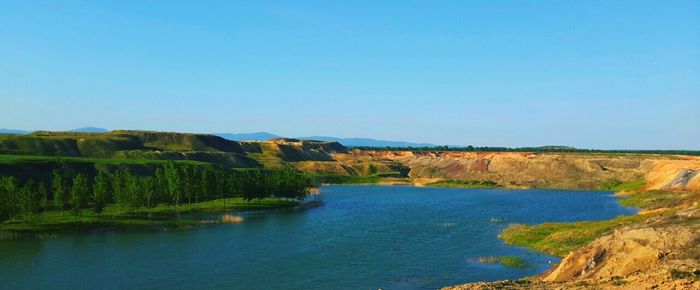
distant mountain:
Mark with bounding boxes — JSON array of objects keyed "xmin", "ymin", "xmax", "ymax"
[
  {"xmin": 69, "ymin": 127, "xmax": 109, "ymax": 133},
  {"xmin": 299, "ymin": 136, "xmax": 436, "ymax": 148},
  {"xmin": 215, "ymin": 132, "xmax": 281, "ymax": 141},
  {"xmin": 0, "ymin": 129, "xmax": 30, "ymax": 135},
  {"xmin": 215, "ymin": 131, "xmax": 435, "ymax": 147}
]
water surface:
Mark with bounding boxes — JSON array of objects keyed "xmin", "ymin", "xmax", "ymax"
[{"xmin": 0, "ymin": 186, "xmax": 635, "ymax": 290}]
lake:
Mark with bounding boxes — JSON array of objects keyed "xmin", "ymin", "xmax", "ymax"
[{"xmin": 0, "ymin": 185, "xmax": 636, "ymax": 290}]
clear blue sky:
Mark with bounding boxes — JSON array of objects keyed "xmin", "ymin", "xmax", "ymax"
[{"xmin": 1, "ymin": 1, "xmax": 698, "ymax": 149}]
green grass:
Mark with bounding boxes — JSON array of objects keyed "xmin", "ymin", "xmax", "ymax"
[
  {"xmin": 618, "ymin": 190, "xmax": 697, "ymax": 210},
  {"xmin": 478, "ymin": 256, "xmax": 528, "ymax": 268},
  {"xmin": 499, "ymin": 214, "xmax": 646, "ymax": 257},
  {"xmin": 498, "ymin": 189, "xmax": 700, "ymax": 257},
  {"xmin": 311, "ymin": 174, "xmax": 385, "ymax": 184},
  {"xmin": 600, "ymin": 178, "xmax": 645, "ymax": 192},
  {"xmin": 670, "ymin": 269, "xmax": 700, "ymax": 280},
  {"xmin": 425, "ymin": 179, "xmax": 500, "ymax": 188},
  {"xmin": 0, "ymin": 198, "xmax": 298, "ymax": 233},
  {"xmin": 0, "ymin": 154, "xmax": 203, "ymax": 165},
  {"xmin": 150, "ymin": 197, "xmax": 298, "ymax": 215}
]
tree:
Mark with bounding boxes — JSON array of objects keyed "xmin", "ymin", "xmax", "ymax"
[
  {"xmin": 227, "ymin": 171, "xmax": 242, "ymax": 205},
  {"xmin": 154, "ymin": 167, "xmax": 168, "ymax": 203},
  {"xmin": 164, "ymin": 161, "xmax": 182, "ymax": 216},
  {"xmin": 214, "ymin": 167, "xmax": 226, "ymax": 204},
  {"xmin": 0, "ymin": 177, "xmax": 20, "ymax": 220},
  {"xmin": 181, "ymin": 166, "xmax": 197, "ymax": 204},
  {"xmin": 241, "ymin": 170, "xmax": 260, "ymax": 203},
  {"xmin": 52, "ymin": 169, "xmax": 69, "ymax": 210},
  {"xmin": 18, "ymin": 179, "xmax": 41, "ymax": 221},
  {"xmin": 200, "ymin": 166, "xmax": 216, "ymax": 206},
  {"xmin": 113, "ymin": 169, "xmax": 140, "ymax": 212},
  {"xmin": 112, "ymin": 169, "xmax": 127, "ymax": 211},
  {"xmin": 123, "ymin": 171, "xmax": 139, "ymax": 211},
  {"xmin": 367, "ymin": 164, "xmax": 378, "ymax": 175},
  {"xmin": 70, "ymin": 174, "xmax": 90, "ymax": 219},
  {"xmin": 92, "ymin": 172, "xmax": 110, "ymax": 214},
  {"xmin": 37, "ymin": 182, "xmax": 49, "ymax": 212},
  {"xmin": 275, "ymin": 169, "xmax": 310, "ymax": 200},
  {"xmin": 140, "ymin": 177, "xmax": 156, "ymax": 217}
]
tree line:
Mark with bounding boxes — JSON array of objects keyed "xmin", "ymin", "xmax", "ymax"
[
  {"xmin": 351, "ymin": 145, "xmax": 700, "ymax": 156},
  {"xmin": 0, "ymin": 161, "xmax": 312, "ymax": 221}
]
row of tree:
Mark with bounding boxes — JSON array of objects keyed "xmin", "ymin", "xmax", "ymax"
[
  {"xmin": 0, "ymin": 162, "xmax": 313, "ymax": 221},
  {"xmin": 351, "ymin": 146, "xmax": 700, "ymax": 156}
]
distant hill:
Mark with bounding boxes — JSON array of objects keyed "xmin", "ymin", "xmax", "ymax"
[
  {"xmin": 69, "ymin": 127, "xmax": 109, "ymax": 133},
  {"xmin": 215, "ymin": 131, "xmax": 435, "ymax": 147},
  {"xmin": 215, "ymin": 132, "xmax": 281, "ymax": 141},
  {"xmin": 299, "ymin": 136, "xmax": 436, "ymax": 148},
  {"xmin": 0, "ymin": 129, "xmax": 30, "ymax": 135}
]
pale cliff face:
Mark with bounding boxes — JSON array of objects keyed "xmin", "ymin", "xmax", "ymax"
[
  {"xmin": 326, "ymin": 150, "xmax": 700, "ymax": 190},
  {"xmin": 644, "ymin": 160, "xmax": 700, "ymax": 190}
]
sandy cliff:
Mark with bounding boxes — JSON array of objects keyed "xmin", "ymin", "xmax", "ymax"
[{"xmin": 335, "ymin": 150, "xmax": 700, "ymax": 190}]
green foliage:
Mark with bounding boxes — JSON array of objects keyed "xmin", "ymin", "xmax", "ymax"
[
  {"xmin": 478, "ymin": 256, "xmax": 527, "ymax": 268},
  {"xmin": 37, "ymin": 182, "xmax": 49, "ymax": 210},
  {"xmin": 52, "ymin": 169, "xmax": 69, "ymax": 210},
  {"xmin": 138, "ymin": 176, "xmax": 157, "ymax": 215},
  {"xmin": 618, "ymin": 190, "xmax": 696, "ymax": 210},
  {"xmin": 272, "ymin": 169, "xmax": 311, "ymax": 199},
  {"xmin": 1, "ymin": 159, "xmax": 316, "ymax": 229},
  {"xmin": 164, "ymin": 161, "xmax": 182, "ymax": 211},
  {"xmin": 0, "ymin": 197, "xmax": 298, "ymax": 232},
  {"xmin": 240, "ymin": 170, "xmax": 263, "ymax": 202},
  {"xmin": 69, "ymin": 174, "xmax": 90, "ymax": 217},
  {"xmin": 0, "ymin": 176, "xmax": 20, "ymax": 219},
  {"xmin": 18, "ymin": 179, "xmax": 41, "ymax": 221},
  {"xmin": 499, "ymin": 215, "xmax": 645, "ymax": 257},
  {"xmin": 611, "ymin": 278, "xmax": 628, "ymax": 286},
  {"xmin": 669, "ymin": 269, "xmax": 700, "ymax": 280},
  {"xmin": 92, "ymin": 173, "xmax": 110, "ymax": 213},
  {"xmin": 367, "ymin": 164, "xmax": 378, "ymax": 175},
  {"xmin": 311, "ymin": 174, "xmax": 383, "ymax": 184},
  {"xmin": 601, "ymin": 179, "xmax": 645, "ymax": 191},
  {"xmin": 112, "ymin": 169, "xmax": 130, "ymax": 211}
]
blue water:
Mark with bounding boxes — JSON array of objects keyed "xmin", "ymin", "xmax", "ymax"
[{"xmin": 0, "ymin": 186, "xmax": 635, "ymax": 290}]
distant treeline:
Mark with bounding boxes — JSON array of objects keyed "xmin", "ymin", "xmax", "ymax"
[
  {"xmin": 351, "ymin": 145, "xmax": 700, "ymax": 156},
  {"xmin": 0, "ymin": 161, "xmax": 312, "ymax": 221}
]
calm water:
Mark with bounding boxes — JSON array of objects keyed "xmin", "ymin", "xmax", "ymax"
[{"xmin": 0, "ymin": 186, "xmax": 635, "ymax": 290}]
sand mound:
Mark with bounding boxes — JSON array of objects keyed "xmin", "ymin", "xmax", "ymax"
[{"xmin": 220, "ymin": 214, "xmax": 244, "ymax": 223}]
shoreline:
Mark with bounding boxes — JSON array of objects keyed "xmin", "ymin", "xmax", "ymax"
[
  {"xmin": 4, "ymin": 182, "xmax": 697, "ymax": 288},
  {"xmin": 0, "ymin": 197, "xmax": 302, "ymax": 234},
  {"xmin": 444, "ymin": 188, "xmax": 700, "ymax": 289}
]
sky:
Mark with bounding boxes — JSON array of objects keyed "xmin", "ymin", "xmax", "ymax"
[{"xmin": 0, "ymin": 1, "xmax": 698, "ymax": 150}]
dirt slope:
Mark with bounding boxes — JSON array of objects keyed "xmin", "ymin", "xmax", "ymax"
[
  {"xmin": 338, "ymin": 150, "xmax": 700, "ymax": 190},
  {"xmin": 645, "ymin": 160, "xmax": 700, "ymax": 191}
]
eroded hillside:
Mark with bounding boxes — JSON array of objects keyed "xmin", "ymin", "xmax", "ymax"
[
  {"xmin": 0, "ymin": 131, "xmax": 346, "ymax": 169},
  {"xmin": 324, "ymin": 150, "xmax": 700, "ymax": 190},
  {"xmin": 2, "ymin": 131, "xmax": 699, "ymax": 191}
]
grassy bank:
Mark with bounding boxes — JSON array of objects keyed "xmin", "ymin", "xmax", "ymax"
[
  {"xmin": 499, "ymin": 215, "xmax": 647, "ymax": 257},
  {"xmin": 477, "ymin": 256, "xmax": 528, "ymax": 268},
  {"xmin": 499, "ymin": 190, "xmax": 699, "ymax": 257},
  {"xmin": 311, "ymin": 173, "xmax": 410, "ymax": 185},
  {"xmin": 0, "ymin": 197, "xmax": 297, "ymax": 232}
]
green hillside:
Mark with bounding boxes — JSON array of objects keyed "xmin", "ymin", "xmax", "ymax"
[
  {"xmin": 0, "ymin": 130, "xmax": 349, "ymax": 182},
  {"xmin": 0, "ymin": 131, "xmax": 347, "ymax": 169}
]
